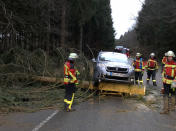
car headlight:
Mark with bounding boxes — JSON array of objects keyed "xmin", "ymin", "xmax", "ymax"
[
  {"xmin": 98, "ymin": 63, "xmax": 106, "ymax": 68},
  {"xmin": 97, "ymin": 63, "xmax": 106, "ymax": 75},
  {"xmin": 129, "ymin": 66, "xmax": 134, "ymax": 72}
]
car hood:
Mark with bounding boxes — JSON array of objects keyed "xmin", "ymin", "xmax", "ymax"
[{"xmin": 99, "ymin": 61, "xmax": 131, "ymax": 68}]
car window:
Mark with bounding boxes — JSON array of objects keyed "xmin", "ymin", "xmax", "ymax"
[
  {"xmin": 99, "ymin": 53, "xmax": 128, "ymax": 63},
  {"xmin": 115, "ymin": 46, "xmax": 123, "ymax": 49}
]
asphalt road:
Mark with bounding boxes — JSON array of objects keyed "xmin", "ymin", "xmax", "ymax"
[
  {"xmin": 0, "ymin": 69, "xmax": 176, "ymax": 131},
  {"xmin": 1, "ymin": 95, "xmax": 176, "ymax": 131}
]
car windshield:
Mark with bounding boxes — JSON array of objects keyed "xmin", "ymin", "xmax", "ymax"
[{"xmin": 99, "ymin": 53, "xmax": 128, "ymax": 63}]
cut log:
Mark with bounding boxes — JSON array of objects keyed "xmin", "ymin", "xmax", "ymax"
[
  {"xmin": 32, "ymin": 76, "xmax": 63, "ymax": 83},
  {"xmin": 31, "ymin": 76, "xmax": 92, "ymax": 88}
]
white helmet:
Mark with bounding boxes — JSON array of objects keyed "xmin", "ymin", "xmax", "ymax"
[
  {"xmin": 167, "ymin": 51, "xmax": 175, "ymax": 57},
  {"xmin": 68, "ymin": 53, "xmax": 78, "ymax": 60},
  {"xmin": 136, "ymin": 52, "xmax": 141, "ymax": 57},
  {"xmin": 150, "ymin": 53, "xmax": 155, "ymax": 57}
]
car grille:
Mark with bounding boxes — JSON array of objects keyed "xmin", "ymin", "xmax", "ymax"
[
  {"xmin": 106, "ymin": 67, "xmax": 128, "ymax": 74},
  {"xmin": 107, "ymin": 67, "xmax": 116, "ymax": 70},
  {"xmin": 105, "ymin": 75, "xmax": 128, "ymax": 81}
]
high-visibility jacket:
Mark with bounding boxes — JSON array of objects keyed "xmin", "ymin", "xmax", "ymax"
[
  {"xmin": 64, "ymin": 61, "xmax": 80, "ymax": 84},
  {"xmin": 146, "ymin": 58, "xmax": 158, "ymax": 70},
  {"xmin": 162, "ymin": 56, "xmax": 167, "ymax": 65},
  {"xmin": 162, "ymin": 60, "xmax": 176, "ymax": 84},
  {"xmin": 133, "ymin": 58, "xmax": 145, "ymax": 72}
]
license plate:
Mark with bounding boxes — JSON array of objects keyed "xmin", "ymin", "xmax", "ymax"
[{"xmin": 109, "ymin": 72, "xmax": 124, "ymax": 77}]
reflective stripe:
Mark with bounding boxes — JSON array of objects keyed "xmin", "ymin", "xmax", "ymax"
[
  {"xmin": 147, "ymin": 59, "xmax": 158, "ymax": 70},
  {"xmin": 64, "ymin": 63, "xmax": 78, "ymax": 84},
  {"xmin": 164, "ymin": 64, "xmax": 175, "ymax": 77},
  {"xmin": 135, "ymin": 69, "xmax": 142, "ymax": 72},
  {"xmin": 149, "ymin": 59, "xmax": 156, "ymax": 63},
  {"xmin": 64, "ymin": 99, "xmax": 71, "ymax": 104},
  {"xmin": 133, "ymin": 58, "xmax": 144, "ymax": 70},
  {"xmin": 165, "ymin": 65, "xmax": 176, "ymax": 68},
  {"xmin": 156, "ymin": 62, "xmax": 158, "ymax": 69},
  {"xmin": 140, "ymin": 81, "xmax": 143, "ymax": 83},
  {"xmin": 163, "ymin": 77, "xmax": 173, "ymax": 84},
  {"xmin": 64, "ymin": 78, "xmax": 73, "ymax": 83},
  {"xmin": 64, "ymin": 65, "xmax": 69, "ymax": 75},
  {"xmin": 68, "ymin": 71, "xmax": 77, "ymax": 82},
  {"xmin": 64, "ymin": 78, "xmax": 75, "ymax": 84},
  {"xmin": 141, "ymin": 59, "xmax": 144, "ymax": 70},
  {"xmin": 148, "ymin": 68, "xmax": 156, "ymax": 71},
  {"xmin": 152, "ymin": 80, "xmax": 156, "ymax": 82},
  {"xmin": 162, "ymin": 62, "xmax": 176, "ymax": 84},
  {"xmin": 171, "ymin": 68, "xmax": 174, "ymax": 77},
  {"xmin": 64, "ymin": 78, "xmax": 70, "ymax": 82},
  {"xmin": 68, "ymin": 93, "xmax": 75, "ymax": 109},
  {"xmin": 147, "ymin": 79, "xmax": 150, "ymax": 81},
  {"xmin": 64, "ymin": 93, "xmax": 75, "ymax": 110}
]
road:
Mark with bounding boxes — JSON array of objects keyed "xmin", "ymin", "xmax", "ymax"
[{"xmin": 0, "ymin": 69, "xmax": 176, "ymax": 131}]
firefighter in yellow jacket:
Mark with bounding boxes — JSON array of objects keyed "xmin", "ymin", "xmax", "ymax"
[
  {"xmin": 64, "ymin": 53, "xmax": 80, "ymax": 112},
  {"xmin": 132, "ymin": 53, "xmax": 145, "ymax": 85},
  {"xmin": 160, "ymin": 51, "xmax": 176, "ymax": 114},
  {"xmin": 146, "ymin": 53, "xmax": 158, "ymax": 86}
]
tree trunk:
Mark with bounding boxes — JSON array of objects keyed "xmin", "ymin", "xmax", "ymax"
[
  {"xmin": 60, "ymin": 0, "xmax": 66, "ymax": 47},
  {"xmin": 80, "ymin": 25, "xmax": 83, "ymax": 54}
]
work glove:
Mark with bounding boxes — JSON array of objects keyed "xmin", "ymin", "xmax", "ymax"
[{"xmin": 76, "ymin": 70, "xmax": 80, "ymax": 76}]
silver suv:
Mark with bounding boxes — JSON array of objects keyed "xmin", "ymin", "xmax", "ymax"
[{"xmin": 93, "ymin": 52, "xmax": 134, "ymax": 83}]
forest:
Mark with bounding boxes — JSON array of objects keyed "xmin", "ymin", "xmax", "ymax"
[
  {"xmin": 0, "ymin": 0, "xmax": 115, "ymax": 54},
  {"xmin": 118, "ymin": 0, "xmax": 176, "ymax": 58}
]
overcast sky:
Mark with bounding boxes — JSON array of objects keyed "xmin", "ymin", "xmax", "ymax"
[{"xmin": 110, "ymin": 0, "xmax": 144, "ymax": 39}]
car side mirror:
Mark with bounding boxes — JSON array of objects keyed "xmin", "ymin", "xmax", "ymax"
[{"xmin": 92, "ymin": 58, "xmax": 96, "ymax": 63}]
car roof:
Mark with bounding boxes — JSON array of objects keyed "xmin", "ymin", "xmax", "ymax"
[{"xmin": 99, "ymin": 51, "xmax": 127, "ymax": 58}]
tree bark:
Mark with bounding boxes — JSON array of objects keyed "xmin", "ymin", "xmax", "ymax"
[
  {"xmin": 60, "ymin": 0, "xmax": 66, "ymax": 47},
  {"xmin": 79, "ymin": 24, "xmax": 83, "ymax": 54}
]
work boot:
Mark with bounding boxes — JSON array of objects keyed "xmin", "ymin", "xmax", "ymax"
[
  {"xmin": 153, "ymin": 82, "xmax": 157, "ymax": 86},
  {"xmin": 69, "ymin": 108, "xmax": 76, "ymax": 112},
  {"xmin": 170, "ymin": 96, "xmax": 176, "ymax": 111},
  {"xmin": 66, "ymin": 108, "xmax": 76, "ymax": 112},
  {"xmin": 160, "ymin": 96, "xmax": 169, "ymax": 114},
  {"xmin": 64, "ymin": 104, "xmax": 69, "ymax": 111}
]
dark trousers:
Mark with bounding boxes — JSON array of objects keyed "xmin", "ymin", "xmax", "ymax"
[
  {"xmin": 163, "ymin": 83, "xmax": 176, "ymax": 96},
  {"xmin": 64, "ymin": 83, "xmax": 76, "ymax": 110},
  {"xmin": 147, "ymin": 70, "xmax": 156, "ymax": 83},
  {"xmin": 135, "ymin": 71, "xmax": 143, "ymax": 83}
]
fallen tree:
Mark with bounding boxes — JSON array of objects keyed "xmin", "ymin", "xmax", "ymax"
[{"xmin": 0, "ymin": 48, "xmax": 94, "ymax": 113}]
